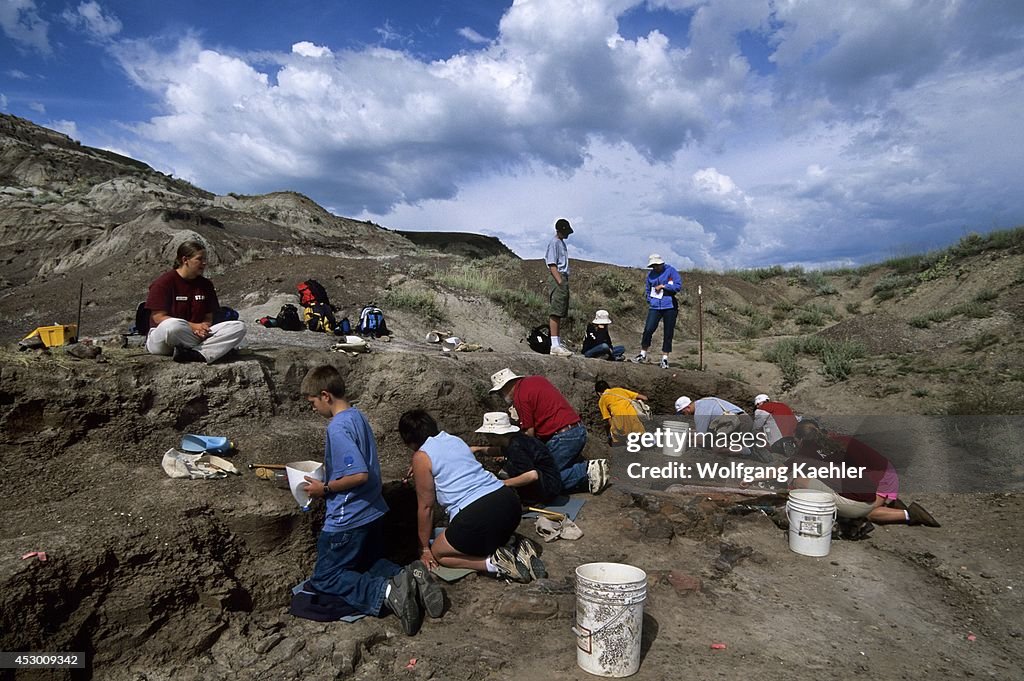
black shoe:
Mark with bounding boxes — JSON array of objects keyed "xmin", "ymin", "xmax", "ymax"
[
  {"xmin": 172, "ymin": 346, "xmax": 206, "ymax": 363},
  {"xmin": 408, "ymin": 560, "xmax": 445, "ymax": 619},
  {"xmin": 385, "ymin": 569, "xmax": 422, "ymax": 635},
  {"xmin": 907, "ymin": 502, "xmax": 940, "ymax": 527},
  {"xmin": 888, "ymin": 498, "xmax": 909, "ymax": 511}
]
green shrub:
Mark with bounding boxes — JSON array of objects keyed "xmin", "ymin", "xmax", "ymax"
[
  {"xmin": 973, "ymin": 288, "xmax": 997, "ymax": 303},
  {"xmin": 381, "ymin": 286, "xmax": 445, "ymax": 322},
  {"xmin": 873, "ymin": 273, "xmax": 916, "ymax": 297},
  {"xmin": 845, "ymin": 302, "xmax": 861, "ymax": 314},
  {"xmin": 795, "ymin": 307, "xmax": 824, "ymax": 326},
  {"xmin": 961, "ymin": 332, "xmax": 1000, "ymax": 353}
]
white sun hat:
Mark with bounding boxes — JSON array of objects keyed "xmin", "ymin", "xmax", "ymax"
[
  {"xmin": 475, "ymin": 412, "xmax": 520, "ymax": 434},
  {"xmin": 591, "ymin": 309, "xmax": 612, "ymax": 325},
  {"xmin": 674, "ymin": 396, "xmax": 692, "ymax": 413},
  {"xmin": 647, "ymin": 253, "xmax": 665, "ymax": 267},
  {"xmin": 754, "ymin": 393, "xmax": 770, "ymax": 406},
  {"xmin": 489, "ymin": 368, "xmax": 524, "ymax": 392}
]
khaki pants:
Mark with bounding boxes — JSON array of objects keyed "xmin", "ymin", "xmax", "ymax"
[
  {"xmin": 147, "ymin": 318, "xmax": 246, "ymax": 363},
  {"xmin": 798, "ymin": 478, "xmax": 875, "ymax": 519}
]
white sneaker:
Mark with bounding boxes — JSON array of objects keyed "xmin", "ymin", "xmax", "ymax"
[
  {"xmin": 630, "ymin": 353, "xmax": 647, "ymax": 364},
  {"xmin": 587, "ymin": 459, "xmax": 610, "ymax": 494},
  {"xmin": 549, "ymin": 345, "xmax": 573, "ymax": 357},
  {"xmin": 660, "ymin": 358, "xmax": 670, "ymax": 369}
]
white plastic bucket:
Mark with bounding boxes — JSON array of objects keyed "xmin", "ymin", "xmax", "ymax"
[
  {"xmin": 285, "ymin": 460, "xmax": 324, "ymax": 511},
  {"xmin": 786, "ymin": 489, "xmax": 837, "ymax": 557},
  {"xmin": 661, "ymin": 420, "xmax": 689, "ymax": 457},
  {"xmin": 574, "ymin": 562, "xmax": 647, "ymax": 677}
]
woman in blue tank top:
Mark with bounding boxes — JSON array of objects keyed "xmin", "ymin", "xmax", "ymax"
[{"xmin": 399, "ymin": 410, "xmax": 544, "ymax": 583}]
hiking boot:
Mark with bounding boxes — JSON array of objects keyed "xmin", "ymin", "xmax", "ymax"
[
  {"xmin": 630, "ymin": 353, "xmax": 648, "ymax": 364},
  {"xmin": 385, "ymin": 569, "xmax": 422, "ymax": 635},
  {"xmin": 907, "ymin": 501, "xmax": 941, "ymax": 527},
  {"xmin": 512, "ymin": 535, "xmax": 547, "ymax": 580},
  {"xmin": 172, "ymin": 346, "xmax": 206, "ymax": 364},
  {"xmin": 490, "ymin": 546, "xmax": 531, "ymax": 583},
  {"xmin": 408, "ymin": 560, "xmax": 445, "ymax": 619},
  {"xmin": 549, "ymin": 345, "xmax": 573, "ymax": 357},
  {"xmin": 587, "ymin": 459, "xmax": 610, "ymax": 494},
  {"xmin": 659, "ymin": 358, "xmax": 670, "ymax": 369}
]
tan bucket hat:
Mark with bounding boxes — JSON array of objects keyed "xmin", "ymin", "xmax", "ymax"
[
  {"xmin": 489, "ymin": 368, "xmax": 523, "ymax": 392},
  {"xmin": 591, "ymin": 309, "xmax": 612, "ymax": 325},
  {"xmin": 475, "ymin": 412, "xmax": 520, "ymax": 434}
]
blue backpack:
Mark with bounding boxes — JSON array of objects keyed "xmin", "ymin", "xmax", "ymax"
[{"xmin": 357, "ymin": 305, "xmax": 389, "ymax": 337}]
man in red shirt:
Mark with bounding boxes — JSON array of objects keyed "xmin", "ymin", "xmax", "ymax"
[
  {"xmin": 752, "ymin": 394, "xmax": 798, "ymax": 458},
  {"xmin": 145, "ymin": 240, "xmax": 246, "ymax": 363},
  {"xmin": 489, "ymin": 368, "xmax": 608, "ymax": 494}
]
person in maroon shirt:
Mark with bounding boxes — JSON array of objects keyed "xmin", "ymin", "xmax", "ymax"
[
  {"xmin": 144, "ymin": 240, "xmax": 246, "ymax": 363},
  {"xmin": 788, "ymin": 419, "xmax": 939, "ymax": 527},
  {"xmin": 489, "ymin": 368, "xmax": 608, "ymax": 494}
]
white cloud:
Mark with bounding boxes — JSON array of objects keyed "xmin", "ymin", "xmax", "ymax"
[
  {"xmin": 6, "ymin": 69, "xmax": 30, "ymax": 79},
  {"xmin": 62, "ymin": 1, "xmax": 122, "ymax": 41},
  {"xmin": 28, "ymin": 101, "xmax": 45, "ymax": 113},
  {"xmin": 0, "ymin": 0, "xmax": 50, "ymax": 54},
  {"xmin": 457, "ymin": 27, "xmax": 490, "ymax": 44},
  {"xmin": 0, "ymin": 93, "xmax": 7, "ymax": 110},
  {"xmin": 49, "ymin": 119, "xmax": 79, "ymax": 139},
  {"xmin": 292, "ymin": 41, "xmax": 332, "ymax": 58},
  {"xmin": 103, "ymin": 0, "xmax": 1024, "ymax": 268}
]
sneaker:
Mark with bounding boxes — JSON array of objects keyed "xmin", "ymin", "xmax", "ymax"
[
  {"xmin": 512, "ymin": 535, "xmax": 547, "ymax": 580},
  {"xmin": 385, "ymin": 569, "xmax": 422, "ymax": 635},
  {"xmin": 549, "ymin": 345, "xmax": 573, "ymax": 357},
  {"xmin": 907, "ymin": 501, "xmax": 941, "ymax": 527},
  {"xmin": 630, "ymin": 353, "xmax": 648, "ymax": 364},
  {"xmin": 587, "ymin": 459, "xmax": 610, "ymax": 494},
  {"xmin": 659, "ymin": 358, "xmax": 670, "ymax": 369},
  {"xmin": 408, "ymin": 560, "xmax": 445, "ymax": 619},
  {"xmin": 490, "ymin": 546, "xmax": 531, "ymax": 583},
  {"xmin": 172, "ymin": 346, "xmax": 206, "ymax": 363}
]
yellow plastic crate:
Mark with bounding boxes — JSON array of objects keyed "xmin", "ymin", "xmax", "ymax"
[{"xmin": 24, "ymin": 324, "xmax": 78, "ymax": 347}]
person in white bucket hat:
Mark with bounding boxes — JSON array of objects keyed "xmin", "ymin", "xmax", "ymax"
[
  {"xmin": 488, "ymin": 368, "xmax": 609, "ymax": 494},
  {"xmin": 632, "ymin": 253, "xmax": 682, "ymax": 369},
  {"xmin": 582, "ymin": 309, "xmax": 625, "ymax": 361},
  {"xmin": 471, "ymin": 412, "xmax": 561, "ymax": 507}
]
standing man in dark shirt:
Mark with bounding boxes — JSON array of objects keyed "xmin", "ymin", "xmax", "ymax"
[
  {"xmin": 145, "ymin": 240, "xmax": 246, "ymax": 363},
  {"xmin": 472, "ymin": 412, "xmax": 561, "ymax": 506}
]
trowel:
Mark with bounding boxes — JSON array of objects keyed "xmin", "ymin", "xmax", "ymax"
[{"xmin": 180, "ymin": 434, "xmax": 234, "ymax": 455}]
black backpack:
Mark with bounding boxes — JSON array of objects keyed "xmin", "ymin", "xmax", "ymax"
[
  {"xmin": 276, "ymin": 304, "xmax": 305, "ymax": 331},
  {"xmin": 357, "ymin": 305, "xmax": 389, "ymax": 337},
  {"xmin": 526, "ymin": 324, "xmax": 551, "ymax": 354},
  {"xmin": 304, "ymin": 302, "xmax": 337, "ymax": 333},
  {"xmin": 297, "ymin": 279, "xmax": 331, "ymax": 307},
  {"xmin": 131, "ymin": 302, "xmax": 150, "ymax": 336}
]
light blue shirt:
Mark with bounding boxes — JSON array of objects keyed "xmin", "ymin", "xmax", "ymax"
[
  {"xmin": 545, "ymin": 236, "xmax": 570, "ymax": 276},
  {"xmin": 323, "ymin": 407, "xmax": 389, "ymax": 532},
  {"xmin": 422, "ymin": 431, "xmax": 503, "ymax": 519},
  {"xmin": 694, "ymin": 397, "xmax": 745, "ymax": 434}
]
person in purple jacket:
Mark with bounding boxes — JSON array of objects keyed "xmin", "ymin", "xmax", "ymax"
[{"xmin": 631, "ymin": 253, "xmax": 682, "ymax": 369}]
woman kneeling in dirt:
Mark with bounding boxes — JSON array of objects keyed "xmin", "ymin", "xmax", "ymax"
[
  {"xmin": 399, "ymin": 409, "xmax": 544, "ymax": 583},
  {"xmin": 144, "ymin": 240, "xmax": 246, "ymax": 364},
  {"xmin": 789, "ymin": 419, "xmax": 940, "ymax": 529}
]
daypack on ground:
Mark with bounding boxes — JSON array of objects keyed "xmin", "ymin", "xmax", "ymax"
[
  {"xmin": 357, "ymin": 305, "xmax": 389, "ymax": 337},
  {"xmin": 131, "ymin": 302, "xmax": 150, "ymax": 336},
  {"xmin": 276, "ymin": 304, "xmax": 305, "ymax": 331},
  {"xmin": 214, "ymin": 306, "xmax": 239, "ymax": 324},
  {"xmin": 304, "ymin": 302, "xmax": 338, "ymax": 333},
  {"xmin": 526, "ymin": 324, "xmax": 551, "ymax": 354},
  {"xmin": 297, "ymin": 280, "xmax": 332, "ymax": 307}
]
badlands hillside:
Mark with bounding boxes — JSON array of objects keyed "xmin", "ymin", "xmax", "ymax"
[{"xmin": 0, "ymin": 114, "xmax": 1021, "ymax": 680}]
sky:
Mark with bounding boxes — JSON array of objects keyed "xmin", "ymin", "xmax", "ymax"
[{"xmin": 2, "ymin": 0, "xmax": 1023, "ymax": 270}]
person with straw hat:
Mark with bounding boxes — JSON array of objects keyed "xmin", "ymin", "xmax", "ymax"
[
  {"xmin": 471, "ymin": 412, "xmax": 561, "ymax": 506},
  {"xmin": 582, "ymin": 309, "xmax": 626, "ymax": 361},
  {"xmin": 632, "ymin": 253, "xmax": 682, "ymax": 369},
  {"xmin": 489, "ymin": 368, "xmax": 609, "ymax": 494}
]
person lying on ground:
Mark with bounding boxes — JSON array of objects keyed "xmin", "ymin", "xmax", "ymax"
[
  {"xmin": 582, "ymin": 309, "xmax": 625, "ymax": 361},
  {"xmin": 489, "ymin": 368, "xmax": 609, "ymax": 494},
  {"xmin": 471, "ymin": 411, "xmax": 561, "ymax": 506},
  {"xmin": 144, "ymin": 240, "xmax": 246, "ymax": 364},
  {"xmin": 596, "ymin": 380, "xmax": 648, "ymax": 445},
  {"xmin": 788, "ymin": 418, "xmax": 940, "ymax": 527},
  {"xmin": 752, "ymin": 393, "xmax": 799, "ymax": 457},
  {"xmin": 298, "ymin": 366, "xmax": 445, "ymax": 636},
  {"xmin": 399, "ymin": 409, "xmax": 545, "ymax": 583}
]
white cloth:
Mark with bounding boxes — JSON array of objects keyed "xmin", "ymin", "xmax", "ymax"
[
  {"xmin": 753, "ymin": 408, "xmax": 784, "ymax": 445},
  {"xmin": 161, "ymin": 449, "xmax": 239, "ymax": 479},
  {"xmin": 146, "ymin": 318, "xmax": 246, "ymax": 363}
]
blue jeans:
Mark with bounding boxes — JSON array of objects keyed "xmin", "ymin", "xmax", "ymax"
[
  {"xmin": 583, "ymin": 343, "xmax": 625, "ymax": 360},
  {"xmin": 546, "ymin": 423, "xmax": 588, "ymax": 492},
  {"xmin": 308, "ymin": 517, "xmax": 401, "ymax": 616},
  {"xmin": 641, "ymin": 306, "xmax": 679, "ymax": 353}
]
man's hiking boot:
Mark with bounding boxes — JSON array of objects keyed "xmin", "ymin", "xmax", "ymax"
[
  {"xmin": 511, "ymin": 534, "xmax": 547, "ymax": 580},
  {"xmin": 587, "ymin": 459, "xmax": 610, "ymax": 494},
  {"xmin": 490, "ymin": 546, "xmax": 532, "ymax": 583},
  {"xmin": 907, "ymin": 501, "xmax": 941, "ymax": 527},
  {"xmin": 630, "ymin": 353, "xmax": 648, "ymax": 364},
  {"xmin": 659, "ymin": 358, "xmax": 670, "ymax": 369},
  {"xmin": 385, "ymin": 569, "xmax": 422, "ymax": 635},
  {"xmin": 408, "ymin": 560, "xmax": 445, "ymax": 618},
  {"xmin": 172, "ymin": 346, "xmax": 206, "ymax": 364},
  {"xmin": 549, "ymin": 345, "xmax": 573, "ymax": 357}
]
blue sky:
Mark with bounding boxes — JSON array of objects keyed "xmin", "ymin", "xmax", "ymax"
[{"xmin": 2, "ymin": 0, "xmax": 1023, "ymax": 270}]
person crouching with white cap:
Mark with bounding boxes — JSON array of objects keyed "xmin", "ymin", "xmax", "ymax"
[
  {"xmin": 752, "ymin": 393, "xmax": 799, "ymax": 457},
  {"xmin": 632, "ymin": 253, "xmax": 682, "ymax": 369}
]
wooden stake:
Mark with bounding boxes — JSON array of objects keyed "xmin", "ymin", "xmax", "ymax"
[{"xmin": 698, "ymin": 284, "xmax": 704, "ymax": 370}]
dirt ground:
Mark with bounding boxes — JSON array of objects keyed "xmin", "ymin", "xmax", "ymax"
[{"xmin": 1, "ymin": 337, "xmax": 1021, "ymax": 681}]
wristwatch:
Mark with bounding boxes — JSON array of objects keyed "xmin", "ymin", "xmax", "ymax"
[{"xmin": 322, "ymin": 482, "xmax": 332, "ymax": 497}]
